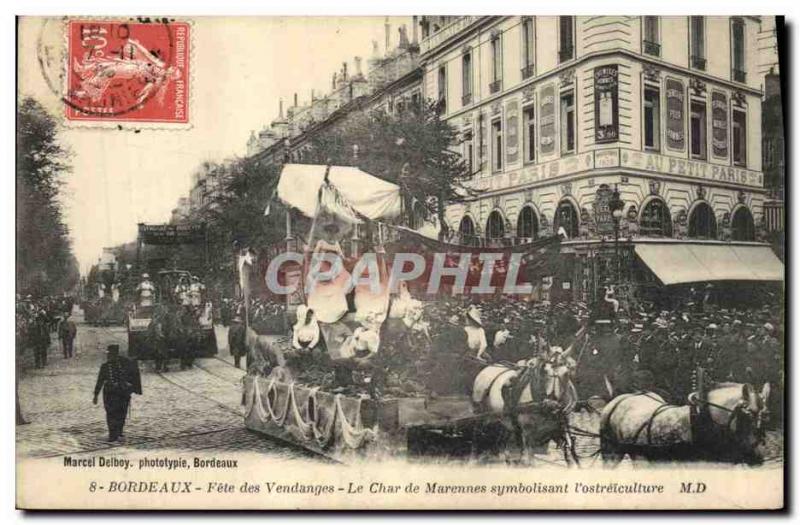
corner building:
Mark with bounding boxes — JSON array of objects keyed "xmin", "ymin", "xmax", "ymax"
[{"xmin": 420, "ymin": 16, "xmax": 781, "ymax": 305}]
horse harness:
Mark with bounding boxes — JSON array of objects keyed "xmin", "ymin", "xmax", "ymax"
[
  {"xmin": 606, "ymin": 391, "xmax": 764, "ymax": 448},
  {"xmin": 603, "ymin": 392, "xmax": 680, "ymax": 447},
  {"xmin": 688, "ymin": 393, "xmax": 766, "ymax": 444}
]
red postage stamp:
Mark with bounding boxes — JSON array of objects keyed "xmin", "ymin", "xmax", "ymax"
[{"xmin": 65, "ymin": 19, "xmax": 190, "ymax": 124}]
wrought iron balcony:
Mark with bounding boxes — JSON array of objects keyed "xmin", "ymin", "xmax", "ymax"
[
  {"xmin": 732, "ymin": 68, "xmax": 747, "ymax": 83},
  {"xmin": 691, "ymin": 55, "xmax": 706, "ymax": 70},
  {"xmin": 521, "ymin": 63, "xmax": 535, "ymax": 80},
  {"xmin": 489, "ymin": 79, "xmax": 502, "ymax": 94},
  {"xmin": 643, "ymin": 40, "xmax": 661, "ymax": 57}
]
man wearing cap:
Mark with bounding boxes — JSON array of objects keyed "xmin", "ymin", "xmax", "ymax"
[{"xmin": 93, "ymin": 344, "xmax": 142, "ymax": 442}]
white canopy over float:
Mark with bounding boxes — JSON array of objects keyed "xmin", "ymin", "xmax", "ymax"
[{"xmin": 272, "ymin": 164, "xmax": 403, "ymax": 221}]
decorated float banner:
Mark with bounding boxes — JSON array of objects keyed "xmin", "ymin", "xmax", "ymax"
[
  {"xmin": 386, "ymin": 227, "xmax": 563, "ymax": 298},
  {"xmin": 138, "ymin": 222, "xmax": 206, "ymax": 245},
  {"xmin": 665, "ymin": 78, "xmax": 685, "ymax": 151},
  {"xmin": 712, "ymin": 91, "xmax": 729, "ymax": 158},
  {"xmin": 594, "ymin": 64, "xmax": 619, "ymax": 143}
]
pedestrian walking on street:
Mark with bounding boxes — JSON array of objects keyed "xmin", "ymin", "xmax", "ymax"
[
  {"xmin": 57, "ymin": 316, "xmax": 77, "ymax": 358},
  {"xmin": 228, "ymin": 314, "xmax": 248, "ymax": 369},
  {"xmin": 32, "ymin": 315, "xmax": 50, "ymax": 369},
  {"xmin": 93, "ymin": 344, "xmax": 142, "ymax": 442}
]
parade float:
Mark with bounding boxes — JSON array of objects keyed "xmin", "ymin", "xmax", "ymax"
[
  {"xmin": 82, "ymin": 252, "xmax": 127, "ymax": 326},
  {"xmin": 240, "ymin": 164, "xmax": 582, "ymax": 463},
  {"xmin": 126, "ymin": 223, "xmax": 218, "ymax": 360}
]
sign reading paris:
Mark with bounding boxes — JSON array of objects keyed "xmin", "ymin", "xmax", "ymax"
[{"xmin": 66, "ymin": 19, "xmax": 190, "ymax": 124}]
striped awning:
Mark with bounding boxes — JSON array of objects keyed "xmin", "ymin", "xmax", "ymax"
[{"xmin": 635, "ymin": 243, "xmax": 784, "ymax": 285}]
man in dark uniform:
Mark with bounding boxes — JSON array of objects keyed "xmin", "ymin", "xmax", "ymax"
[
  {"xmin": 426, "ymin": 314, "xmax": 470, "ymax": 396},
  {"xmin": 177, "ymin": 307, "xmax": 197, "ymax": 370},
  {"xmin": 575, "ymin": 320, "xmax": 621, "ymax": 400},
  {"xmin": 228, "ymin": 315, "xmax": 248, "ymax": 369},
  {"xmin": 93, "ymin": 344, "xmax": 142, "ymax": 442}
]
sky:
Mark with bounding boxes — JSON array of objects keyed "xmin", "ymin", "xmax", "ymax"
[{"xmin": 18, "ymin": 16, "xmax": 412, "ymax": 273}]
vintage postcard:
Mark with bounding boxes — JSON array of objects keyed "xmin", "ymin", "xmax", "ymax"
[{"xmin": 15, "ymin": 15, "xmax": 785, "ymax": 510}]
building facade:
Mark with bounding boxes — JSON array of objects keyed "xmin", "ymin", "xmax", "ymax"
[
  {"xmin": 418, "ymin": 16, "xmax": 777, "ymax": 304},
  {"xmin": 758, "ymin": 16, "xmax": 784, "ymax": 248},
  {"xmin": 246, "ymin": 18, "xmax": 421, "ymax": 161}
]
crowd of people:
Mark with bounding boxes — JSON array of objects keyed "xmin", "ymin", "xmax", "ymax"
[
  {"xmin": 420, "ymin": 295, "xmax": 784, "ymax": 422},
  {"xmin": 16, "ymin": 295, "xmax": 76, "ymax": 368},
  {"xmin": 227, "ymin": 290, "xmax": 783, "ymax": 422}
]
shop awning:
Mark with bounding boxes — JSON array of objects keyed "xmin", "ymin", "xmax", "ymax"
[
  {"xmin": 635, "ymin": 243, "xmax": 784, "ymax": 285},
  {"xmin": 274, "ymin": 164, "xmax": 402, "ymax": 221}
]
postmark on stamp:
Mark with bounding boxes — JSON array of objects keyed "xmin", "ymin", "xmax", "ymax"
[{"xmin": 63, "ymin": 19, "xmax": 190, "ymax": 125}]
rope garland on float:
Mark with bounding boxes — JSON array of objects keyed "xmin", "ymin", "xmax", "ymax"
[{"xmin": 245, "ymin": 375, "xmax": 377, "ymax": 451}]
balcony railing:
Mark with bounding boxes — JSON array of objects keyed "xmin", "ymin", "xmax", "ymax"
[
  {"xmin": 521, "ymin": 63, "xmax": 535, "ymax": 80},
  {"xmin": 643, "ymin": 40, "xmax": 661, "ymax": 57},
  {"xmin": 462, "ymin": 93, "xmax": 472, "ymax": 106},
  {"xmin": 489, "ymin": 79, "xmax": 502, "ymax": 94},
  {"xmin": 419, "ymin": 16, "xmax": 480, "ymax": 54},
  {"xmin": 691, "ymin": 55, "xmax": 706, "ymax": 70},
  {"xmin": 732, "ymin": 68, "xmax": 747, "ymax": 83},
  {"xmin": 559, "ymin": 46, "xmax": 574, "ymax": 63}
]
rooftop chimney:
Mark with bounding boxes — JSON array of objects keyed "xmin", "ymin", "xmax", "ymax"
[
  {"xmin": 278, "ymin": 99, "xmax": 284, "ymax": 119},
  {"xmin": 311, "ymin": 89, "xmax": 315, "ymax": 101},
  {"xmin": 412, "ymin": 16, "xmax": 419, "ymax": 43},
  {"xmin": 354, "ymin": 56, "xmax": 362, "ymax": 77},
  {"xmin": 293, "ymin": 93, "xmax": 298, "ymax": 107},
  {"xmin": 385, "ymin": 17, "xmax": 391, "ymax": 53},
  {"xmin": 342, "ymin": 62, "xmax": 348, "ymax": 81},
  {"xmin": 399, "ymin": 25, "xmax": 409, "ymax": 49}
]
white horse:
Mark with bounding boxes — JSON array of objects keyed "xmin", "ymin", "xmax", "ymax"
[
  {"xmin": 471, "ymin": 357, "xmax": 579, "ymax": 462},
  {"xmin": 600, "ymin": 382, "xmax": 771, "ymax": 465}
]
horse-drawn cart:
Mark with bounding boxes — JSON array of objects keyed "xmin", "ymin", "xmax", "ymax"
[
  {"xmin": 127, "ymin": 269, "xmax": 217, "ymax": 360},
  {"xmin": 242, "ymin": 347, "xmax": 582, "ymax": 464}
]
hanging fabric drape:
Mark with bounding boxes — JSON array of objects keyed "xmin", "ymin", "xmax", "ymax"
[{"xmin": 272, "ymin": 164, "xmax": 402, "ymax": 221}]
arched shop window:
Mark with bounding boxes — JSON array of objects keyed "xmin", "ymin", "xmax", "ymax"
[
  {"xmin": 485, "ymin": 210, "xmax": 506, "ymax": 242},
  {"xmin": 640, "ymin": 198, "xmax": 673, "ymax": 237},
  {"xmin": 516, "ymin": 206, "xmax": 539, "ymax": 241},
  {"xmin": 554, "ymin": 200, "xmax": 579, "ymax": 238},
  {"xmin": 688, "ymin": 202, "xmax": 717, "ymax": 239},
  {"xmin": 458, "ymin": 216, "xmax": 477, "ymax": 246},
  {"xmin": 731, "ymin": 206, "xmax": 755, "ymax": 241}
]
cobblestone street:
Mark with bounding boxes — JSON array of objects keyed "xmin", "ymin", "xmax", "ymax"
[{"xmin": 16, "ymin": 310, "xmax": 313, "ymax": 461}]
